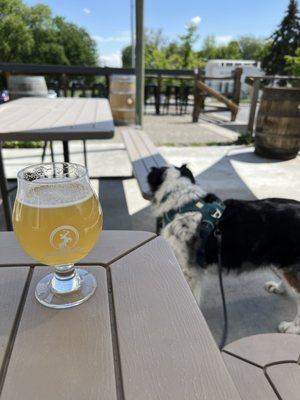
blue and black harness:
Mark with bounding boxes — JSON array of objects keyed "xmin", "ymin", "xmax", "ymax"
[{"xmin": 161, "ymin": 194, "xmax": 226, "ymax": 266}]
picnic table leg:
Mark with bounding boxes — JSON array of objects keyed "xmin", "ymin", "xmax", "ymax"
[
  {"xmin": 0, "ymin": 143, "xmax": 13, "ymax": 230},
  {"xmin": 62, "ymin": 141, "xmax": 70, "ymax": 163}
]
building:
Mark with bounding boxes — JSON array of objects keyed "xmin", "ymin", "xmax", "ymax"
[{"xmin": 205, "ymin": 60, "xmax": 264, "ymax": 98}]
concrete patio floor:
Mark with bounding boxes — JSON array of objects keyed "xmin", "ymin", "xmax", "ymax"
[{"xmin": 1, "ymin": 124, "xmax": 300, "ymax": 345}]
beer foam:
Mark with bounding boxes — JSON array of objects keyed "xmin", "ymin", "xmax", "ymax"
[{"xmin": 17, "ymin": 179, "xmax": 94, "ymax": 208}]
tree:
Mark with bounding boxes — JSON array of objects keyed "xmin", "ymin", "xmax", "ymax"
[
  {"xmin": 200, "ymin": 35, "xmax": 268, "ymax": 61},
  {"xmin": 177, "ymin": 23, "xmax": 201, "ymax": 68},
  {"xmin": 262, "ymin": 0, "xmax": 300, "ymax": 74},
  {"xmin": 238, "ymin": 36, "xmax": 268, "ymax": 60},
  {"xmin": 122, "ymin": 26, "xmax": 204, "ymax": 69},
  {"xmin": 286, "ymin": 48, "xmax": 300, "ymax": 75},
  {"xmin": 200, "ymin": 36, "xmax": 218, "ymax": 59},
  {"xmin": 0, "ymin": 0, "xmax": 34, "ymax": 62},
  {"xmin": 0, "ymin": 0, "xmax": 98, "ymax": 66},
  {"xmin": 217, "ymin": 41, "xmax": 241, "ymax": 59}
]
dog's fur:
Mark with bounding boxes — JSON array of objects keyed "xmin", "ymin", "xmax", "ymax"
[{"xmin": 148, "ymin": 165, "xmax": 300, "ymax": 334}]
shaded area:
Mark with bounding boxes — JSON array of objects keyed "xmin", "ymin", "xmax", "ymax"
[{"xmin": 98, "ymin": 179, "xmax": 132, "ymax": 230}]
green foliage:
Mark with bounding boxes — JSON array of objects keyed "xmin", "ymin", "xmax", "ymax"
[
  {"xmin": 122, "ymin": 26, "xmax": 204, "ymax": 69},
  {"xmin": 238, "ymin": 36, "xmax": 269, "ymax": 60},
  {"xmin": 262, "ymin": 0, "xmax": 300, "ymax": 74},
  {"xmin": 285, "ymin": 48, "xmax": 300, "ymax": 75},
  {"xmin": 199, "ymin": 35, "xmax": 268, "ymax": 61},
  {"xmin": 0, "ymin": 0, "xmax": 98, "ymax": 66},
  {"xmin": 3, "ymin": 141, "xmax": 44, "ymax": 148}
]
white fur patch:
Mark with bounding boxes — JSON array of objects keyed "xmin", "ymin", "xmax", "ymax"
[{"xmin": 152, "ymin": 166, "xmax": 207, "ymax": 304}]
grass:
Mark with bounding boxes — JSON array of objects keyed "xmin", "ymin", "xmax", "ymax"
[
  {"xmin": 162, "ymin": 134, "xmax": 254, "ymax": 148},
  {"xmin": 2, "ymin": 141, "xmax": 44, "ymax": 149}
]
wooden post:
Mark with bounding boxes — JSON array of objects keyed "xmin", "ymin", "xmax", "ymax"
[
  {"xmin": 105, "ymin": 74, "xmax": 110, "ymax": 98},
  {"xmin": 192, "ymin": 69, "xmax": 203, "ymax": 123},
  {"xmin": 247, "ymin": 78, "xmax": 261, "ymax": 135},
  {"xmin": 135, "ymin": 0, "xmax": 144, "ymax": 127},
  {"xmin": 232, "ymin": 67, "xmax": 242, "ymax": 106},
  {"xmin": 62, "ymin": 74, "xmax": 68, "ymax": 97},
  {"xmin": 155, "ymin": 74, "xmax": 161, "ymax": 115},
  {"xmin": 4, "ymin": 71, "xmax": 11, "ymax": 88}
]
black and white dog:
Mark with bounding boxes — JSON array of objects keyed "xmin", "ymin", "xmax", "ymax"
[{"xmin": 148, "ymin": 164, "xmax": 300, "ymax": 334}]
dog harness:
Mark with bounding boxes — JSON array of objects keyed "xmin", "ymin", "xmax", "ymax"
[{"xmin": 161, "ymin": 194, "xmax": 226, "ymax": 266}]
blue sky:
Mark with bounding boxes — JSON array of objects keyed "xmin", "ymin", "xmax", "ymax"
[{"xmin": 26, "ymin": 0, "xmax": 291, "ymax": 66}]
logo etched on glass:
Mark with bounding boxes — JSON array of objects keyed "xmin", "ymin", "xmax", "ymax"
[{"xmin": 50, "ymin": 226, "xmax": 79, "ymax": 249}]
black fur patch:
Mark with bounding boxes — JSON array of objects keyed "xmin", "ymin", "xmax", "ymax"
[
  {"xmin": 204, "ymin": 198, "xmax": 300, "ymax": 275},
  {"xmin": 147, "ymin": 166, "xmax": 168, "ymax": 193},
  {"xmin": 147, "ymin": 165, "xmax": 195, "ymax": 193},
  {"xmin": 176, "ymin": 164, "xmax": 196, "ymax": 184}
]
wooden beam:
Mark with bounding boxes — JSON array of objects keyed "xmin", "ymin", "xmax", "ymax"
[
  {"xmin": 135, "ymin": 0, "xmax": 144, "ymax": 127},
  {"xmin": 247, "ymin": 78, "xmax": 260, "ymax": 135},
  {"xmin": 196, "ymin": 80, "xmax": 239, "ymax": 119},
  {"xmin": 232, "ymin": 68, "xmax": 243, "ymax": 106}
]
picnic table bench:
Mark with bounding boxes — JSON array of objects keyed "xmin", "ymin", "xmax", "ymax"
[{"xmin": 121, "ymin": 127, "xmax": 168, "ymax": 200}]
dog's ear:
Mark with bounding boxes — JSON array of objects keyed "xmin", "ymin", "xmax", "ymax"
[
  {"xmin": 147, "ymin": 166, "xmax": 167, "ymax": 193},
  {"xmin": 177, "ymin": 164, "xmax": 195, "ymax": 184}
]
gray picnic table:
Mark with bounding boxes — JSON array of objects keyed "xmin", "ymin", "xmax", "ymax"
[
  {"xmin": 0, "ymin": 231, "xmax": 299, "ymax": 399},
  {"xmin": 0, "ymin": 97, "xmax": 114, "ymax": 230}
]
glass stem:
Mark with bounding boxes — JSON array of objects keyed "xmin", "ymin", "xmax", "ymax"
[{"xmin": 51, "ymin": 264, "xmax": 82, "ymax": 295}]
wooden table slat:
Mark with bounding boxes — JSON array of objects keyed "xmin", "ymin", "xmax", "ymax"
[
  {"xmin": 223, "ymin": 333, "xmax": 300, "ymax": 367},
  {"xmin": 110, "ymin": 237, "xmax": 241, "ymax": 400},
  {"xmin": 0, "ymin": 231, "xmax": 156, "ymax": 266},
  {"xmin": 266, "ymin": 363, "xmax": 300, "ymax": 400},
  {"xmin": 0, "ymin": 97, "xmax": 114, "ymax": 140},
  {"xmin": 0, "ymin": 267, "xmax": 30, "ymax": 371},
  {"xmin": 1, "ymin": 266, "xmax": 117, "ymax": 400},
  {"xmin": 222, "ymin": 352, "xmax": 278, "ymax": 400}
]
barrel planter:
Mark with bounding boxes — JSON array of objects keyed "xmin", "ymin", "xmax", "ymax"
[
  {"xmin": 255, "ymin": 87, "xmax": 300, "ymax": 160},
  {"xmin": 8, "ymin": 75, "xmax": 48, "ymax": 100},
  {"xmin": 109, "ymin": 75, "xmax": 135, "ymax": 125}
]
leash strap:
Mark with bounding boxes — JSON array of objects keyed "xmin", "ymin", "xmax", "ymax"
[{"xmin": 215, "ymin": 229, "xmax": 228, "ymax": 349}]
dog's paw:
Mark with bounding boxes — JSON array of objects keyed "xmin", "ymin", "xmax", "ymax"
[
  {"xmin": 278, "ymin": 321, "xmax": 300, "ymax": 334},
  {"xmin": 264, "ymin": 281, "xmax": 285, "ymax": 294}
]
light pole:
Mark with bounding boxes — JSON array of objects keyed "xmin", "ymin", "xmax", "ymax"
[
  {"xmin": 130, "ymin": 0, "xmax": 135, "ymax": 67},
  {"xmin": 135, "ymin": 0, "xmax": 144, "ymax": 127}
]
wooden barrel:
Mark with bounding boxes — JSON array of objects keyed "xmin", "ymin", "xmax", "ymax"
[
  {"xmin": 109, "ymin": 75, "xmax": 135, "ymax": 125},
  {"xmin": 255, "ymin": 87, "xmax": 300, "ymax": 160},
  {"xmin": 8, "ymin": 75, "xmax": 48, "ymax": 100}
]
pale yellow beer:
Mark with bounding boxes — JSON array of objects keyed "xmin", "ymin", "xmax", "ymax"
[{"xmin": 13, "ymin": 181, "xmax": 102, "ymax": 266}]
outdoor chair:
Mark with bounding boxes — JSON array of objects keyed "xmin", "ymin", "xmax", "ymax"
[
  {"xmin": 144, "ymin": 84, "xmax": 159, "ymax": 113},
  {"xmin": 163, "ymin": 84, "xmax": 180, "ymax": 114},
  {"xmin": 179, "ymin": 85, "xmax": 193, "ymax": 114}
]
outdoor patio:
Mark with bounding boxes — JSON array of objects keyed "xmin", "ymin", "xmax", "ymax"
[{"xmin": 1, "ymin": 113, "xmax": 300, "ymax": 345}]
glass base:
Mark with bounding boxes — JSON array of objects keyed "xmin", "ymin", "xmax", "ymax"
[{"xmin": 35, "ymin": 268, "xmax": 97, "ymax": 309}]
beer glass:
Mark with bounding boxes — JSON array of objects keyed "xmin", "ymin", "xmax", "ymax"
[{"xmin": 13, "ymin": 162, "xmax": 103, "ymax": 309}]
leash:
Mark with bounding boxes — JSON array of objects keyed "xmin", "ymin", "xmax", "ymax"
[{"xmin": 214, "ymin": 229, "xmax": 228, "ymax": 350}]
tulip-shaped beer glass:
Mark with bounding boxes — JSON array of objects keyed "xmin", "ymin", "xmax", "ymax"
[{"xmin": 13, "ymin": 163, "xmax": 103, "ymax": 309}]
